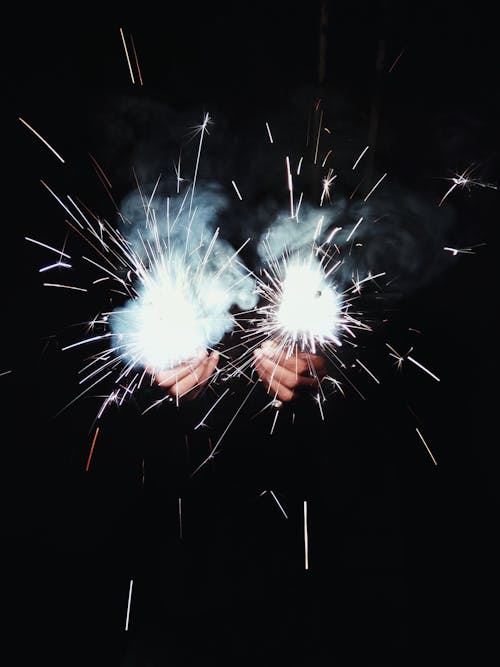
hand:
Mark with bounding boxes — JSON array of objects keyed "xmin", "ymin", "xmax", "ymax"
[
  {"xmin": 147, "ymin": 349, "xmax": 220, "ymax": 401},
  {"xmin": 252, "ymin": 340, "xmax": 328, "ymax": 404}
]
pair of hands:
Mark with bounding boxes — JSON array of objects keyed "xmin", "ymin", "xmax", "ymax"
[{"xmin": 149, "ymin": 341, "xmax": 328, "ymax": 404}]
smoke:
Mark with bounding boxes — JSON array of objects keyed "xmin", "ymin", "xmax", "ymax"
[
  {"xmin": 255, "ymin": 199, "xmax": 347, "ymax": 270},
  {"xmin": 117, "ymin": 178, "xmax": 228, "ymax": 259},
  {"xmin": 336, "ymin": 183, "xmax": 456, "ymax": 295},
  {"xmin": 254, "ymin": 182, "xmax": 455, "ymax": 299}
]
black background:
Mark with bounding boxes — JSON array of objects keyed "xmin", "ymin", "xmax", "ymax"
[{"xmin": 2, "ymin": 2, "xmax": 498, "ymax": 665}]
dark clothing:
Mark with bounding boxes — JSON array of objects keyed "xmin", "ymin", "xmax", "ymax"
[
  {"xmin": 81, "ymin": 359, "xmax": 408, "ymax": 666},
  {"xmin": 5, "ymin": 337, "xmax": 409, "ymax": 666}
]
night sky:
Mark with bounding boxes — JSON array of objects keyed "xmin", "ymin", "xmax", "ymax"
[{"xmin": 2, "ymin": 3, "xmax": 499, "ymax": 665}]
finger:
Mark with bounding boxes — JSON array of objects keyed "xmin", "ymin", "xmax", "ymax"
[
  {"xmin": 259, "ymin": 342, "xmax": 313, "ymax": 376},
  {"xmin": 280, "ymin": 354, "xmax": 311, "ymax": 377},
  {"xmin": 171, "ymin": 351, "xmax": 220, "ymax": 399},
  {"xmin": 260, "ymin": 339, "xmax": 280, "ymax": 357},
  {"xmin": 263, "ymin": 348, "xmax": 328, "ymax": 382},
  {"xmin": 185, "ymin": 350, "xmax": 220, "ymax": 390},
  {"xmin": 260, "ymin": 339, "xmax": 291, "ymax": 365},
  {"xmin": 267, "ymin": 360, "xmax": 300, "ymax": 402},
  {"xmin": 202, "ymin": 350, "xmax": 220, "ymax": 381},
  {"xmin": 169, "ymin": 359, "xmax": 207, "ymax": 396},
  {"xmin": 254, "ymin": 351, "xmax": 318, "ymax": 390},
  {"xmin": 298, "ymin": 353, "xmax": 328, "ymax": 380},
  {"xmin": 154, "ymin": 350, "xmax": 207, "ymax": 387},
  {"xmin": 253, "ymin": 360, "xmax": 303, "ymax": 404},
  {"xmin": 261, "ymin": 366, "xmax": 296, "ymax": 403},
  {"xmin": 254, "ymin": 354, "xmax": 291, "ymax": 388}
]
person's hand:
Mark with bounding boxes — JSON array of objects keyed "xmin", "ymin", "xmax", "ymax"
[
  {"xmin": 252, "ymin": 340, "xmax": 328, "ymax": 404},
  {"xmin": 147, "ymin": 349, "xmax": 220, "ymax": 401}
]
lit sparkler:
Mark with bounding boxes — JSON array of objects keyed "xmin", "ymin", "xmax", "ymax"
[
  {"xmin": 28, "ymin": 114, "xmax": 257, "ymax": 419},
  {"xmin": 247, "ymin": 243, "xmax": 370, "ymax": 359},
  {"xmin": 228, "ymin": 212, "xmax": 385, "ymax": 417}
]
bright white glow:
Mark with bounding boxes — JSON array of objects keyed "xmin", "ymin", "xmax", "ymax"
[
  {"xmin": 275, "ymin": 257, "xmax": 341, "ymax": 351},
  {"xmin": 110, "ymin": 251, "xmax": 233, "ymax": 371}
]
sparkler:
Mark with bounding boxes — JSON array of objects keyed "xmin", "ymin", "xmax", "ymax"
[
  {"xmin": 107, "ymin": 232, "xmax": 241, "ymax": 372},
  {"xmin": 27, "ymin": 114, "xmax": 257, "ymax": 421},
  {"xmin": 199, "ymin": 95, "xmax": 470, "ymax": 451},
  {"xmin": 246, "ymin": 241, "xmax": 374, "ymax": 360},
  {"xmin": 228, "ymin": 203, "xmax": 386, "ymax": 418}
]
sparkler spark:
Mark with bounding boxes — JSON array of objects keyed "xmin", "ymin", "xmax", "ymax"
[
  {"xmin": 438, "ymin": 165, "xmax": 498, "ymax": 207},
  {"xmin": 416, "ymin": 427, "xmax": 438, "ymax": 465},
  {"xmin": 303, "ymin": 500, "xmax": 309, "ymax": 570},
  {"xmin": 265, "ymin": 121, "xmax": 274, "ymax": 143},
  {"xmin": 363, "ymin": 172, "xmax": 387, "ymax": 202},
  {"xmin": 19, "ymin": 117, "xmax": 65, "ymax": 163},
  {"xmin": 352, "ymin": 145, "xmax": 369, "ymax": 170},
  {"xmin": 386, "ymin": 343, "xmax": 440, "ymax": 381},
  {"xmin": 443, "ymin": 242, "xmax": 486, "ymax": 256},
  {"xmin": 231, "ymin": 180, "xmax": 243, "ymax": 200},
  {"xmin": 124, "ymin": 579, "xmax": 134, "ymax": 631},
  {"xmin": 119, "ymin": 27, "xmax": 135, "ymax": 84},
  {"xmin": 269, "ymin": 490, "xmax": 288, "ymax": 519},
  {"xmin": 85, "ymin": 426, "xmax": 100, "ymax": 472},
  {"xmin": 388, "ymin": 48, "xmax": 405, "ymax": 73},
  {"xmin": 320, "ymin": 168, "xmax": 337, "ymax": 206}
]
